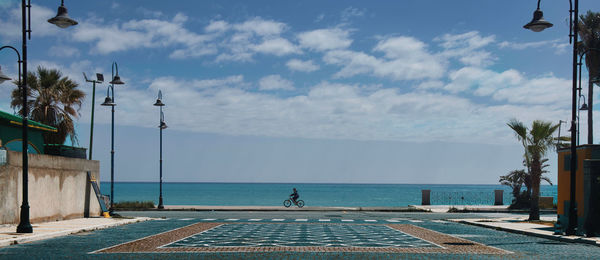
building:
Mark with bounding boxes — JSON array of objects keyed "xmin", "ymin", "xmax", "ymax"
[{"xmin": 0, "ymin": 109, "xmax": 57, "ymax": 154}]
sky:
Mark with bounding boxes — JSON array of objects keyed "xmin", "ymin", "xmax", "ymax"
[{"xmin": 1, "ymin": 0, "xmax": 599, "ymax": 184}]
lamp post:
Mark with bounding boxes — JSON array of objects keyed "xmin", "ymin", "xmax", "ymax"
[
  {"xmin": 576, "ymin": 47, "xmax": 600, "ymax": 145},
  {"xmin": 153, "ymin": 90, "xmax": 167, "ymax": 209},
  {"xmin": 0, "ymin": 0, "xmax": 77, "ymax": 234},
  {"xmin": 83, "ymin": 73, "xmax": 103, "ymax": 160},
  {"xmin": 524, "ymin": 0, "xmax": 579, "ymax": 235},
  {"xmin": 101, "ymin": 62, "xmax": 124, "ymax": 215}
]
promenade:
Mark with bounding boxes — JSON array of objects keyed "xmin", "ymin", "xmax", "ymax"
[{"xmin": 1, "ymin": 206, "xmax": 600, "ymax": 259}]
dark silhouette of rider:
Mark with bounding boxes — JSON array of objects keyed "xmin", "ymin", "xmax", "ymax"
[{"xmin": 290, "ymin": 188, "xmax": 299, "ymax": 203}]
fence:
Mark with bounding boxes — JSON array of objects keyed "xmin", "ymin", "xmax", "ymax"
[{"xmin": 423, "ymin": 190, "xmax": 508, "ymax": 206}]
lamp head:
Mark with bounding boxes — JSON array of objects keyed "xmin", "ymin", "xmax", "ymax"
[
  {"xmin": 159, "ymin": 121, "xmax": 168, "ymax": 130},
  {"xmin": 153, "ymin": 99, "xmax": 165, "ymax": 106},
  {"xmin": 100, "ymin": 96, "xmax": 115, "ymax": 107},
  {"xmin": 110, "ymin": 74, "xmax": 124, "ymax": 85},
  {"xmin": 580, "ymin": 103, "xmax": 589, "ymax": 111},
  {"xmin": 523, "ymin": 9, "xmax": 553, "ymax": 32},
  {"xmin": 0, "ymin": 66, "xmax": 12, "ymax": 83},
  {"xmin": 47, "ymin": 4, "xmax": 78, "ymax": 28}
]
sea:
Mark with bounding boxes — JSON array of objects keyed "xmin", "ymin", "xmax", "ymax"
[{"xmin": 99, "ymin": 182, "xmax": 557, "ymax": 207}]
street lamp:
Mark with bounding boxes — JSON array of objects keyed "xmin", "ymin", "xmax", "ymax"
[
  {"xmin": 524, "ymin": 0, "xmax": 579, "ymax": 235},
  {"xmin": 47, "ymin": 0, "xmax": 78, "ymax": 28},
  {"xmin": 83, "ymin": 73, "xmax": 103, "ymax": 160},
  {"xmin": 153, "ymin": 90, "xmax": 167, "ymax": 209},
  {"xmin": 576, "ymin": 47, "xmax": 600, "ymax": 145},
  {"xmin": 101, "ymin": 62, "xmax": 124, "ymax": 215},
  {"xmin": 1, "ymin": 0, "xmax": 78, "ymax": 234}
]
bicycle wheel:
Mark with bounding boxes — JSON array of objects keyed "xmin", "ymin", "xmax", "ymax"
[
  {"xmin": 283, "ymin": 199, "xmax": 292, "ymax": 207},
  {"xmin": 296, "ymin": 200, "xmax": 305, "ymax": 208}
]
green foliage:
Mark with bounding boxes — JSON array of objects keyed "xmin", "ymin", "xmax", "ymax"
[
  {"xmin": 10, "ymin": 66, "xmax": 85, "ymax": 145},
  {"xmin": 113, "ymin": 201, "xmax": 155, "ymax": 209},
  {"xmin": 500, "ymin": 169, "xmax": 529, "ymax": 208},
  {"xmin": 578, "ymin": 11, "xmax": 600, "ymax": 79}
]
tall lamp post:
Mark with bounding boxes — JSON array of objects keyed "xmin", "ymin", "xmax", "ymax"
[
  {"xmin": 0, "ymin": 0, "xmax": 77, "ymax": 234},
  {"xmin": 576, "ymin": 48, "xmax": 600, "ymax": 145},
  {"xmin": 153, "ymin": 90, "xmax": 167, "ymax": 209},
  {"xmin": 101, "ymin": 62, "xmax": 124, "ymax": 215},
  {"xmin": 83, "ymin": 73, "xmax": 103, "ymax": 160},
  {"xmin": 523, "ymin": 0, "xmax": 579, "ymax": 235}
]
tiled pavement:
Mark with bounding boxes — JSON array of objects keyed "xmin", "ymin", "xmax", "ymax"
[
  {"xmin": 3, "ymin": 212, "xmax": 600, "ymax": 259},
  {"xmin": 94, "ymin": 222, "xmax": 509, "ymax": 254},
  {"xmin": 0, "ymin": 217, "xmax": 151, "ymax": 247}
]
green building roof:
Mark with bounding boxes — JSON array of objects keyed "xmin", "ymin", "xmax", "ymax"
[{"xmin": 0, "ymin": 110, "xmax": 57, "ymax": 132}]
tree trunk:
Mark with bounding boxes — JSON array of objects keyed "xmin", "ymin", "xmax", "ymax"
[
  {"xmin": 588, "ymin": 78, "xmax": 593, "ymax": 144},
  {"xmin": 529, "ymin": 156, "xmax": 541, "ymax": 220}
]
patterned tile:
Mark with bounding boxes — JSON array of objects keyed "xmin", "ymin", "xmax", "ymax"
[
  {"xmin": 164, "ymin": 224, "xmax": 435, "ymax": 248},
  {"xmin": 94, "ymin": 222, "xmax": 511, "ymax": 254}
]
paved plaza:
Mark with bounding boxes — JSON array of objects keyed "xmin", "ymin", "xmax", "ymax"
[{"xmin": 1, "ymin": 211, "xmax": 600, "ymax": 259}]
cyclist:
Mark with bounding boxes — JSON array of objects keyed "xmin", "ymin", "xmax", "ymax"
[{"xmin": 290, "ymin": 188, "xmax": 299, "ymax": 203}]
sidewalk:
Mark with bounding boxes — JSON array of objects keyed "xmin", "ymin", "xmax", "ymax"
[
  {"xmin": 411, "ymin": 204, "xmax": 557, "ymax": 213},
  {"xmin": 160, "ymin": 205, "xmax": 419, "ymax": 211},
  {"xmin": 449, "ymin": 216, "xmax": 600, "ymax": 246},
  {"xmin": 0, "ymin": 217, "xmax": 151, "ymax": 247},
  {"xmin": 412, "ymin": 205, "xmax": 510, "ymax": 213}
]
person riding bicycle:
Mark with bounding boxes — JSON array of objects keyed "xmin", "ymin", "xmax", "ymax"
[{"xmin": 290, "ymin": 188, "xmax": 299, "ymax": 203}]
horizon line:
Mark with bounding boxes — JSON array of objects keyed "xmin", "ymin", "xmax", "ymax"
[{"xmin": 97, "ymin": 181, "xmax": 552, "ymax": 186}]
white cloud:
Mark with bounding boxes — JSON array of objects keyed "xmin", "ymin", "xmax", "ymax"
[
  {"xmin": 444, "ymin": 67, "xmax": 571, "ymax": 107},
  {"xmin": 259, "ymin": 75, "xmax": 295, "ymax": 91},
  {"xmin": 0, "ymin": 5, "xmax": 65, "ymax": 42},
  {"xmin": 435, "ymin": 31, "xmax": 496, "ymax": 67},
  {"xmin": 136, "ymin": 7, "xmax": 164, "ymax": 18},
  {"xmin": 498, "ymin": 39, "xmax": 569, "ymax": 54},
  {"xmin": 205, "ymin": 20, "xmax": 230, "ymax": 33},
  {"xmin": 253, "ymin": 38, "xmax": 300, "ymax": 56},
  {"xmin": 298, "ymin": 28, "xmax": 352, "ymax": 51},
  {"xmin": 416, "ymin": 81, "xmax": 445, "ymax": 90},
  {"xmin": 124, "ymin": 79, "xmax": 567, "ymax": 144},
  {"xmin": 72, "ymin": 13, "xmax": 216, "ymax": 58},
  {"xmin": 341, "ymin": 7, "xmax": 365, "ymax": 22},
  {"xmin": 324, "ymin": 36, "xmax": 445, "ymax": 81},
  {"xmin": 48, "ymin": 45, "xmax": 80, "ymax": 58},
  {"xmin": 233, "ymin": 17, "xmax": 287, "ymax": 36},
  {"xmin": 286, "ymin": 59, "xmax": 319, "ymax": 72},
  {"xmin": 214, "ymin": 18, "xmax": 298, "ymax": 62}
]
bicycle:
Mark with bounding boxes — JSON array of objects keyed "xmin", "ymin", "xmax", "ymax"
[{"xmin": 283, "ymin": 196, "xmax": 304, "ymax": 208}]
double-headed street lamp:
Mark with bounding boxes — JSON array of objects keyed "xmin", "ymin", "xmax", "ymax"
[
  {"xmin": 153, "ymin": 90, "xmax": 167, "ymax": 209},
  {"xmin": 523, "ymin": 0, "xmax": 579, "ymax": 235},
  {"xmin": 83, "ymin": 73, "xmax": 103, "ymax": 160},
  {"xmin": 0, "ymin": 0, "xmax": 77, "ymax": 234},
  {"xmin": 101, "ymin": 62, "xmax": 124, "ymax": 215}
]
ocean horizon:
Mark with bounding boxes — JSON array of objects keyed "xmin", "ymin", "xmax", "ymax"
[{"xmin": 99, "ymin": 182, "xmax": 557, "ymax": 207}]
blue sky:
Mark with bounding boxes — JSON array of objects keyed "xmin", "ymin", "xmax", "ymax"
[{"xmin": 1, "ymin": 0, "xmax": 599, "ymax": 183}]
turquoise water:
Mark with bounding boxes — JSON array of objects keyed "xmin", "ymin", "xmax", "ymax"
[{"xmin": 100, "ymin": 182, "xmax": 557, "ymax": 207}]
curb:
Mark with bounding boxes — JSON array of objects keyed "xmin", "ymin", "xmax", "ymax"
[{"xmin": 452, "ymin": 219, "xmax": 600, "ymax": 246}]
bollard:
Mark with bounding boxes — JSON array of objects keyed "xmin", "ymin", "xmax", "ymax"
[
  {"xmin": 494, "ymin": 190, "xmax": 503, "ymax": 205},
  {"xmin": 422, "ymin": 190, "xmax": 431, "ymax": 205}
]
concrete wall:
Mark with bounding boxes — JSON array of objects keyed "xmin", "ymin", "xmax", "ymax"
[{"xmin": 0, "ymin": 150, "xmax": 101, "ymax": 224}]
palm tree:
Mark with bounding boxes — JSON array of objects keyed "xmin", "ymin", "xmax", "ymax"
[
  {"xmin": 499, "ymin": 169, "xmax": 527, "ymax": 208},
  {"xmin": 508, "ymin": 119, "xmax": 559, "ymax": 220},
  {"xmin": 10, "ymin": 66, "xmax": 85, "ymax": 145},
  {"xmin": 578, "ymin": 11, "xmax": 600, "ymax": 144}
]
